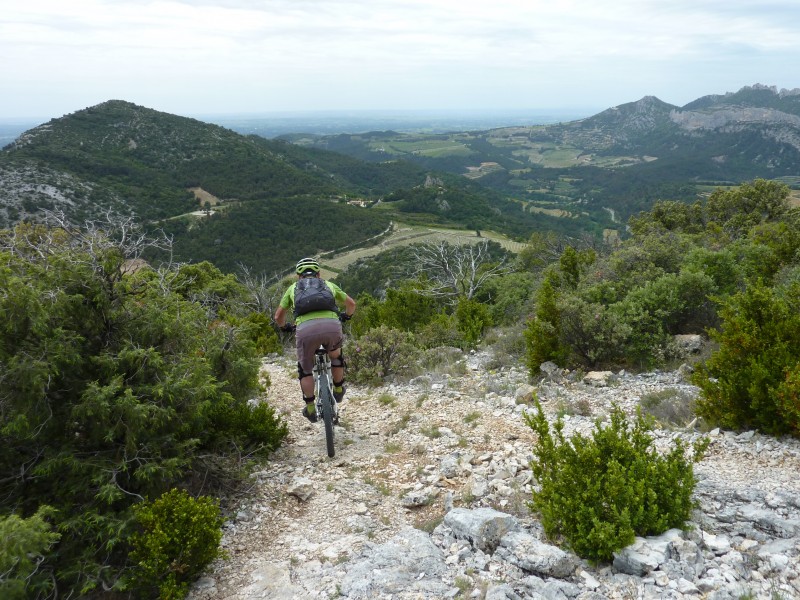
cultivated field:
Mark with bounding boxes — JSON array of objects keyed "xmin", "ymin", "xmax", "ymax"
[{"xmin": 318, "ymin": 223, "xmax": 525, "ymax": 279}]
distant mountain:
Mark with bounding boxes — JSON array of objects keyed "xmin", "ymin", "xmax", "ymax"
[
  {"xmin": 558, "ymin": 84, "xmax": 800, "ymax": 169},
  {"xmin": 291, "ymin": 84, "xmax": 800, "ymax": 223}
]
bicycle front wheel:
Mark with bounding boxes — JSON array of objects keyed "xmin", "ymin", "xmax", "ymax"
[{"xmin": 318, "ymin": 372, "xmax": 336, "ymax": 458}]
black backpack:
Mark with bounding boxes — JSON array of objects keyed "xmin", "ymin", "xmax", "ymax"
[{"xmin": 293, "ymin": 277, "xmax": 337, "ymax": 317}]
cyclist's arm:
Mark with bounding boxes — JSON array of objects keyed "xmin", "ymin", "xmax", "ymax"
[
  {"xmin": 343, "ymin": 294, "xmax": 356, "ymax": 317},
  {"xmin": 275, "ymin": 284, "xmax": 295, "ymax": 326},
  {"xmin": 327, "ymin": 281, "xmax": 355, "ymax": 317}
]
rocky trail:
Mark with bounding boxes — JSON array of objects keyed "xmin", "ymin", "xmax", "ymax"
[{"xmin": 187, "ymin": 350, "xmax": 800, "ymax": 600}]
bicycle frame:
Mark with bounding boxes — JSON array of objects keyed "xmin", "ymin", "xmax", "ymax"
[{"xmin": 313, "ymin": 346, "xmax": 339, "ymax": 457}]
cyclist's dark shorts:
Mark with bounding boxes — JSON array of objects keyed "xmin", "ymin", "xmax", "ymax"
[{"xmin": 296, "ymin": 318, "xmax": 343, "ymax": 373}]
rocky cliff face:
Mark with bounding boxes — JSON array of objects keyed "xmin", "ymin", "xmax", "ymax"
[
  {"xmin": 186, "ymin": 346, "xmax": 800, "ymax": 600},
  {"xmin": 564, "ymin": 84, "xmax": 800, "ymax": 166}
]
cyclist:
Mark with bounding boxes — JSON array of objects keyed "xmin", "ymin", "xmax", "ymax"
[{"xmin": 274, "ymin": 257, "xmax": 356, "ymax": 423}]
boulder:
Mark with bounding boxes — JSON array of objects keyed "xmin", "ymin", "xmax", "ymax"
[
  {"xmin": 583, "ymin": 371, "xmax": 616, "ymax": 387},
  {"xmin": 444, "ymin": 507, "xmax": 521, "ymax": 553}
]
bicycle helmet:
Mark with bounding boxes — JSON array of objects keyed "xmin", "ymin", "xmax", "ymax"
[{"xmin": 295, "ymin": 257, "xmax": 321, "ymax": 276}]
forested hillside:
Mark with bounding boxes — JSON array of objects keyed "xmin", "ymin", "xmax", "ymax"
[{"xmin": 1, "ymin": 100, "xmax": 600, "ymax": 276}]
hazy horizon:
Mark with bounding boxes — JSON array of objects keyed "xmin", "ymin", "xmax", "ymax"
[{"xmin": 0, "ymin": 106, "xmax": 599, "ymax": 145}]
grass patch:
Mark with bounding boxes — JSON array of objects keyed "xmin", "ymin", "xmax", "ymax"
[
  {"xmin": 420, "ymin": 424, "xmax": 442, "ymax": 439},
  {"xmin": 464, "ymin": 411, "xmax": 481, "ymax": 427},
  {"xmin": 377, "ymin": 392, "xmax": 396, "ymax": 407},
  {"xmin": 389, "ymin": 412, "xmax": 412, "ymax": 436},
  {"xmin": 384, "ymin": 441, "xmax": 403, "ymax": 454}
]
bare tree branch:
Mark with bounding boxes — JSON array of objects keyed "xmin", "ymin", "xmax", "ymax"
[{"xmin": 410, "ymin": 240, "xmax": 509, "ymax": 303}]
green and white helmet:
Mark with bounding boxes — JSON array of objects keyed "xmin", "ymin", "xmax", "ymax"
[{"xmin": 295, "ymin": 257, "xmax": 320, "ymax": 275}]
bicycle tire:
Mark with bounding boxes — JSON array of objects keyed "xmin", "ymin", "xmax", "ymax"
[{"xmin": 318, "ymin": 371, "xmax": 336, "ymax": 458}]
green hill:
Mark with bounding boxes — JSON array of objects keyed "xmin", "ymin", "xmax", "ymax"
[{"xmin": 1, "ymin": 101, "xmax": 603, "ymax": 276}]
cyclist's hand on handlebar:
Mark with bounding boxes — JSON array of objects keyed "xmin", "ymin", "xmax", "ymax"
[
  {"xmin": 338, "ymin": 312, "xmax": 352, "ymax": 322},
  {"xmin": 280, "ymin": 323, "xmax": 296, "ymax": 333}
]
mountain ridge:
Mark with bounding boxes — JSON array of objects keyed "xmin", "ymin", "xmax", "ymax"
[{"xmin": 0, "ymin": 100, "xmax": 564, "ymax": 275}]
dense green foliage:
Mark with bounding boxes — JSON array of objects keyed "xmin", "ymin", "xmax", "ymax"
[
  {"xmin": 0, "ymin": 223, "xmax": 287, "ymax": 597},
  {"xmin": 526, "ymin": 402, "xmax": 708, "ymax": 562},
  {"xmin": 523, "ymin": 180, "xmax": 800, "ymax": 371},
  {"xmin": 333, "ymin": 179, "xmax": 800, "ymax": 441},
  {"xmin": 0, "ymin": 507, "xmax": 60, "ymax": 599},
  {"xmin": 693, "ymin": 282, "xmax": 800, "ymax": 435},
  {"xmin": 130, "ymin": 489, "xmax": 224, "ymax": 599}
]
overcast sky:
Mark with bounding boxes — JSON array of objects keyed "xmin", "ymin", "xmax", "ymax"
[{"xmin": 2, "ymin": 0, "xmax": 799, "ymax": 121}]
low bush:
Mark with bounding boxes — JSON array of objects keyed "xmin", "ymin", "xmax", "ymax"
[
  {"xmin": 693, "ymin": 282, "xmax": 800, "ymax": 435},
  {"xmin": 415, "ymin": 312, "xmax": 465, "ymax": 349},
  {"xmin": 526, "ymin": 401, "xmax": 708, "ymax": 562},
  {"xmin": 639, "ymin": 388, "xmax": 697, "ymax": 427},
  {"xmin": 455, "ymin": 297, "xmax": 492, "ymax": 348},
  {"xmin": 345, "ymin": 325, "xmax": 420, "ymax": 385},
  {"xmin": 524, "ymin": 275, "xmax": 568, "ymax": 374},
  {"xmin": 129, "ymin": 489, "xmax": 224, "ymax": 600}
]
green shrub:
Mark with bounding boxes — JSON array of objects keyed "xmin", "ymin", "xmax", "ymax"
[
  {"xmin": 558, "ymin": 297, "xmax": 630, "ymax": 367},
  {"xmin": 0, "ymin": 228, "xmax": 284, "ymax": 596},
  {"xmin": 683, "ymin": 247, "xmax": 742, "ymax": 296},
  {"xmin": 775, "ymin": 364, "xmax": 800, "ymax": 437},
  {"xmin": 525, "ymin": 401, "xmax": 708, "ymax": 562},
  {"xmin": 347, "ymin": 285, "xmax": 441, "ymax": 336},
  {"xmin": 129, "ymin": 489, "xmax": 224, "ymax": 600},
  {"xmin": 415, "ymin": 312, "xmax": 464, "ymax": 349},
  {"xmin": 455, "ymin": 297, "xmax": 492, "ymax": 348},
  {"xmin": 237, "ymin": 311, "xmax": 282, "ymax": 355},
  {"xmin": 0, "ymin": 507, "xmax": 60, "ymax": 600},
  {"xmin": 693, "ymin": 282, "xmax": 800, "ymax": 435},
  {"xmin": 345, "ymin": 325, "xmax": 420, "ymax": 384},
  {"xmin": 379, "ymin": 285, "xmax": 440, "ymax": 331},
  {"xmin": 612, "ymin": 270, "xmax": 716, "ymax": 367},
  {"xmin": 203, "ymin": 396, "xmax": 288, "ymax": 455},
  {"xmin": 524, "ymin": 275, "xmax": 568, "ymax": 374},
  {"xmin": 481, "ymin": 271, "xmax": 537, "ymax": 325}
]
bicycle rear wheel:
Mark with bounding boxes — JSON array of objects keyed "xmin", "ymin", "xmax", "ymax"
[{"xmin": 318, "ymin": 372, "xmax": 336, "ymax": 458}]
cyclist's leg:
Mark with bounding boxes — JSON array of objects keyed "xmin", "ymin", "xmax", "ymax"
[
  {"xmin": 300, "ymin": 318, "xmax": 345, "ymax": 403},
  {"xmin": 323, "ymin": 322, "xmax": 346, "ymax": 402},
  {"xmin": 295, "ymin": 323, "xmax": 318, "ymax": 421}
]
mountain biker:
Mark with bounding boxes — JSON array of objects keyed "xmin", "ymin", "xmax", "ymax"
[{"xmin": 274, "ymin": 257, "xmax": 356, "ymax": 423}]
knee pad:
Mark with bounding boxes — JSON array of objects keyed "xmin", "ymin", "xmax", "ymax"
[
  {"xmin": 297, "ymin": 362, "xmax": 313, "ymax": 381},
  {"xmin": 331, "ymin": 351, "xmax": 345, "ymax": 369}
]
